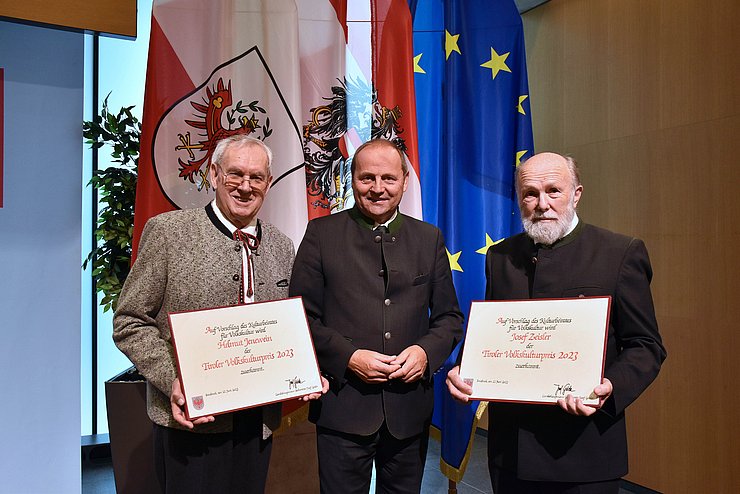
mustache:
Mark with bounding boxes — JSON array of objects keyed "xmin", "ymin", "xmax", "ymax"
[{"xmin": 531, "ymin": 212, "xmax": 558, "ymax": 220}]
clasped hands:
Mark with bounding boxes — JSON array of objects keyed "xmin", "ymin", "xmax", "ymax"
[
  {"xmin": 445, "ymin": 365, "xmax": 613, "ymax": 417},
  {"xmin": 348, "ymin": 345, "xmax": 428, "ymax": 384}
]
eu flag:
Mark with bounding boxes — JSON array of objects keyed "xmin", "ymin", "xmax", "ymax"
[{"xmin": 411, "ymin": 0, "xmax": 535, "ymax": 480}]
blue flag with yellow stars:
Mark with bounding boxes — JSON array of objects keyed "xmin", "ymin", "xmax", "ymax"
[{"xmin": 411, "ymin": 0, "xmax": 535, "ymax": 481}]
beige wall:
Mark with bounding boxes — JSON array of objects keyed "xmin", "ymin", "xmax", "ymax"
[{"xmin": 522, "ymin": 0, "xmax": 740, "ymax": 492}]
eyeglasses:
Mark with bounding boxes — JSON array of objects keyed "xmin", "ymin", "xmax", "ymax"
[{"xmin": 215, "ymin": 164, "xmax": 269, "ymax": 189}]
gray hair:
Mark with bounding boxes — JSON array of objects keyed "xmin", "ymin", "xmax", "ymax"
[
  {"xmin": 211, "ymin": 134, "xmax": 273, "ymax": 176},
  {"xmin": 351, "ymin": 139, "xmax": 409, "ymax": 176}
]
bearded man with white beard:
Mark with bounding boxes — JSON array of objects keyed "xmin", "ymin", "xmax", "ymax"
[{"xmin": 446, "ymin": 152, "xmax": 666, "ymax": 494}]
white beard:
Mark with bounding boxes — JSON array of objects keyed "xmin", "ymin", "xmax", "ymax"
[{"xmin": 522, "ymin": 203, "xmax": 576, "ymax": 246}]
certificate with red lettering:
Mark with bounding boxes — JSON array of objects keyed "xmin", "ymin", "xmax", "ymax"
[
  {"xmin": 168, "ymin": 297, "xmax": 322, "ymax": 419},
  {"xmin": 459, "ymin": 297, "xmax": 610, "ymax": 405}
]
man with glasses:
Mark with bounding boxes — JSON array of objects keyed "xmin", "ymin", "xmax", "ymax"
[{"xmin": 114, "ymin": 135, "xmax": 313, "ymax": 493}]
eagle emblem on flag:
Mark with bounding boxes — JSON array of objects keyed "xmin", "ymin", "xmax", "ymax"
[
  {"xmin": 174, "ymin": 77, "xmax": 270, "ymax": 191},
  {"xmin": 302, "ymin": 77, "xmax": 409, "ymax": 213}
]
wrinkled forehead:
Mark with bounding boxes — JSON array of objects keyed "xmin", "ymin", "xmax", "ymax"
[
  {"xmin": 354, "ymin": 145, "xmax": 405, "ymax": 175},
  {"xmin": 518, "ymin": 155, "xmax": 571, "ymax": 188},
  {"xmin": 221, "ymin": 143, "xmax": 269, "ymax": 170}
]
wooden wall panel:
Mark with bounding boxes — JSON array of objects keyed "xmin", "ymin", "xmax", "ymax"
[
  {"xmin": 0, "ymin": 0, "xmax": 136, "ymax": 37},
  {"xmin": 562, "ymin": 0, "xmax": 609, "ymax": 147},
  {"xmin": 523, "ymin": 0, "xmax": 740, "ymax": 492}
]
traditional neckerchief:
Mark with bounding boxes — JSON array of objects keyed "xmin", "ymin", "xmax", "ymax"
[{"xmin": 232, "ymin": 229, "xmax": 260, "ymax": 301}]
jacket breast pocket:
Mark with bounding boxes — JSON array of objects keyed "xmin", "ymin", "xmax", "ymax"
[{"xmin": 412, "ymin": 274, "xmax": 429, "ymax": 286}]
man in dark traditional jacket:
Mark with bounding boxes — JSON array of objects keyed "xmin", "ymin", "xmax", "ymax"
[
  {"xmin": 290, "ymin": 139, "xmax": 463, "ymax": 493},
  {"xmin": 447, "ymin": 152, "xmax": 666, "ymax": 494}
]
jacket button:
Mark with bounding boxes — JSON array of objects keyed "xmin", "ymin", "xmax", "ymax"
[
  {"xmin": 374, "ymin": 235, "xmax": 382, "ymax": 243},
  {"xmin": 384, "ymin": 298, "xmax": 391, "ymax": 306},
  {"xmin": 384, "ymin": 331, "xmax": 392, "ymax": 340},
  {"xmin": 232, "ymin": 274, "xmax": 240, "ymax": 281},
  {"xmin": 391, "ymin": 236, "xmax": 396, "ymax": 242},
  {"xmin": 378, "ymin": 269, "xmax": 385, "ymax": 277}
]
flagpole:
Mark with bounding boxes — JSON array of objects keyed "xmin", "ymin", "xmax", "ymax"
[{"xmin": 448, "ymin": 479, "xmax": 457, "ymax": 494}]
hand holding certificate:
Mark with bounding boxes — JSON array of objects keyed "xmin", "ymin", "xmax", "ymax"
[
  {"xmin": 168, "ymin": 297, "xmax": 322, "ymax": 420},
  {"xmin": 459, "ymin": 297, "xmax": 610, "ymax": 405}
]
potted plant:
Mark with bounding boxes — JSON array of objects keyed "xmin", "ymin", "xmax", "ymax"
[{"xmin": 82, "ymin": 97, "xmax": 140, "ymax": 312}]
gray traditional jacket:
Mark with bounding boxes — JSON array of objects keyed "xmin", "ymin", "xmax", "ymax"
[{"xmin": 113, "ymin": 205, "xmax": 294, "ymax": 434}]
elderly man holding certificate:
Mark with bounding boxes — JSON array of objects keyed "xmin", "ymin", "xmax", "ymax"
[
  {"xmin": 447, "ymin": 152, "xmax": 666, "ymax": 494},
  {"xmin": 113, "ymin": 135, "xmax": 325, "ymax": 494}
]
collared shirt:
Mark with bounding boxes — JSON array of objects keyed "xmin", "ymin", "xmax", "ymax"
[
  {"xmin": 565, "ymin": 212, "xmax": 579, "ymax": 237},
  {"xmin": 211, "ymin": 200, "xmax": 257, "ymax": 303},
  {"xmin": 373, "ymin": 210, "xmax": 398, "ymax": 231}
]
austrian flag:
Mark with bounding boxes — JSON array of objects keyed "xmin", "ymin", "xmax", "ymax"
[{"xmin": 134, "ymin": 0, "xmax": 422, "ymax": 258}]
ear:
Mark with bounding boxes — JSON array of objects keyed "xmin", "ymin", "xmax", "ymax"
[
  {"xmin": 264, "ymin": 175, "xmax": 273, "ymax": 194},
  {"xmin": 402, "ymin": 171, "xmax": 409, "ymax": 193},
  {"xmin": 573, "ymin": 184, "xmax": 583, "ymax": 208},
  {"xmin": 209, "ymin": 162, "xmax": 219, "ymax": 189}
]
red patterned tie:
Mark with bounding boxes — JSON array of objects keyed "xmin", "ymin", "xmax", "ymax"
[{"xmin": 233, "ymin": 230, "xmax": 260, "ymax": 302}]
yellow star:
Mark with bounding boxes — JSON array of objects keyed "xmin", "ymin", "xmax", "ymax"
[
  {"xmin": 480, "ymin": 47, "xmax": 511, "ymax": 80},
  {"xmin": 517, "ymin": 95, "xmax": 529, "ymax": 115},
  {"xmin": 475, "ymin": 234, "xmax": 503, "ymax": 255},
  {"xmin": 413, "ymin": 53, "xmax": 426, "ymax": 74},
  {"xmin": 446, "ymin": 248, "xmax": 463, "ymax": 272},
  {"xmin": 516, "ymin": 150, "xmax": 528, "ymax": 167},
  {"xmin": 445, "ymin": 30, "xmax": 461, "ymax": 60}
]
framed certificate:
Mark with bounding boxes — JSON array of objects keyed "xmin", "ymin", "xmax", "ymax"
[
  {"xmin": 168, "ymin": 297, "xmax": 322, "ymax": 420},
  {"xmin": 459, "ymin": 297, "xmax": 610, "ymax": 405}
]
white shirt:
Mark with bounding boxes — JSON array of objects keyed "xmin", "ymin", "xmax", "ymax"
[{"xmin": 211, "ymin": 200, "xmax": 257, "ymax": 303}]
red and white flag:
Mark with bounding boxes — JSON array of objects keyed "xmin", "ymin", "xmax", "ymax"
[{"xmin": 134, "ymin": 0, "xmax": 421, "ymax": 255}]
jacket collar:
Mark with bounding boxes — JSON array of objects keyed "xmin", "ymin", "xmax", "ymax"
[
  {"xmin": 348, "ymin": 206, "xmax": 404, "ymax": 234},
  {"xmin": 205, "ymin": 202, "xmax": 262, "ymax": 241}
]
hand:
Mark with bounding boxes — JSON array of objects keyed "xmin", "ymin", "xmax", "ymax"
[
  {"xmin": 388, "ymin": 345, "xmax": 428, "ymax": 383},
  {"xmin": 170, "ymin": 377, "xmax": 215, "ymax": 429},
  {"xmin": 557, "ymin": 378, "xmax": 613, "ymax": 416},
  {"xmin": 446, "ymin": 365, "xmax": 473, "ymax": 403},
  {"xmin": 300, "ymin": 375, "xmax": 330, "ymax": 401},
  {"xmin": 348, "ymin": 349, "xmax": 400, "ymax": 383}
]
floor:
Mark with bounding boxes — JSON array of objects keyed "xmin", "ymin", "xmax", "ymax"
[{"xmin": 82, "ymin": 432, "xmax": 659, "ymax": 493}]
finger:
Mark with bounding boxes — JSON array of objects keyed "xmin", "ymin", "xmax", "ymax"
[
  {"xmin": 375, "ymin": 362, "xmax": 402, "ymax": 376},
  {"xmin": 562, "ymin": 395, "xmax": 578, "ymax": 415},
  {"xmin": 388, "ymin": 366, "xmax": 408, "ymax": 380},
  {"xmin": 401, "ymin": 370, "xmax": 423, "ymax": 383},
  {"xmin": 171, "ymin": 408, "xmax": 194, "ymax": 429},
  {"xmin": 192, "ymin": 416, "xmax": 215, "ymax": 425},
  {"xmin": 446, "ymin": 379, "xmax": 471, "ymax": 403},
  {"xmin": 372, "ymin": 352, "xmax": 398, "ymax": 364},
  {"xmin": 575, "ymin": 399, "xmax": 596, "ymax": 416},
  {"xmin": 389, "ymin": 351, "xmax": 410, "ymax": 366}
]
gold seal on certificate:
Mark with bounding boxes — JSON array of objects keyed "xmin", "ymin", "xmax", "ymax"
[
  {"xmin": 168, "ymin": 297, "xmax": 322, "ymax": 419},
  {"xmin": 459, "ymin": 297, "xmax": 610, "ymax": 405}
]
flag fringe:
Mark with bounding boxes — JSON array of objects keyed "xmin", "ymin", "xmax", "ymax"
[
  {"xmin": 432, "ymin": 401, "xmax": 488, "ymax": 482},
  {"xmin": 274, "ymin": 403, "xmax": 310, "ymax": 436}
]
